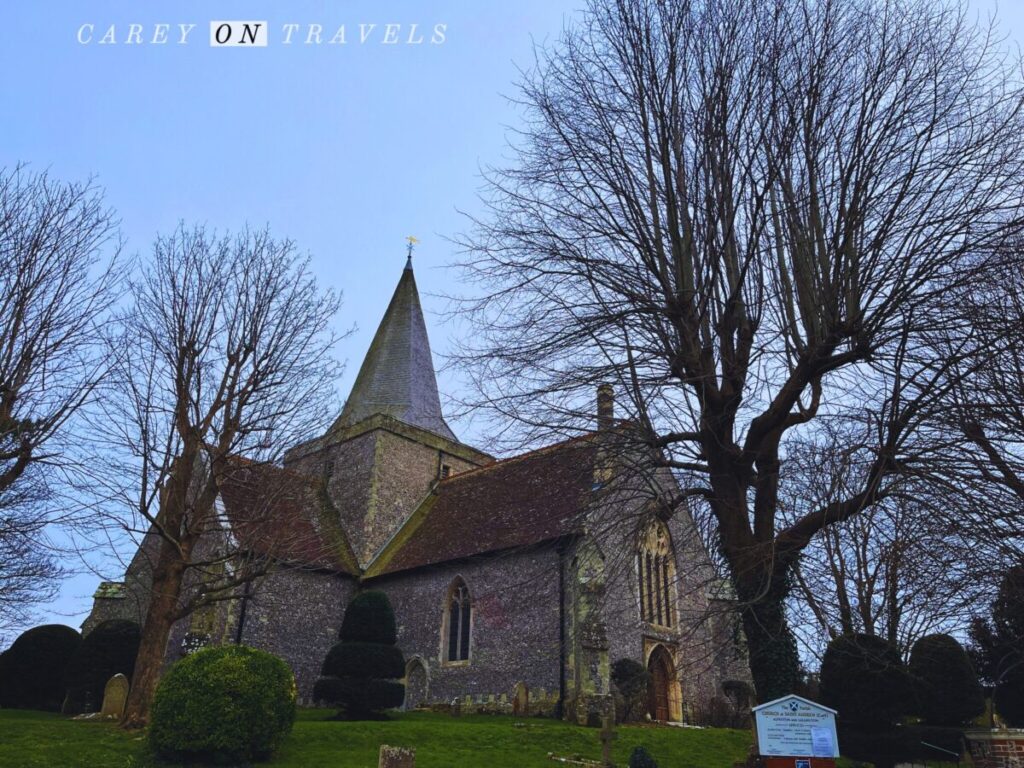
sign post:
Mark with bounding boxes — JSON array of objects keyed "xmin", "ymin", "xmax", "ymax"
[{"xmin": 752, "ymin": 694, "xmax": 840, "ymax": 768}]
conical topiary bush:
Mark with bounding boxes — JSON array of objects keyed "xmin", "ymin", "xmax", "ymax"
[{"xmin": 313, "ymin": 590, "xmax": 405, "ymax": 719}]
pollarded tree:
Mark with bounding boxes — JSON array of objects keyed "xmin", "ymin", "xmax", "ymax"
[
  {"xmin": 94, "ymin": 224, "xmax": 344, "ymax": 726},
  {"xmin": 453, "ymin": 0, "xmax": 1024, "ymax": 700},
  {"xmin": 819, "ymin": 633, "xmax": 912, "ymax": 728},
  {"xmin": 0, "ymin": 166, "xmax": 119, "ymax": 636},
  {"xmin": 908, "ymin": 634, "xmax": 985, "ymax": 727},
  {"xmin": 314, "ymin": 590, "xmax": 405, "ymax": 719}
]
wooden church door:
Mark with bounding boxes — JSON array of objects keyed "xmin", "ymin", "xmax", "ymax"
[{"xmin": 647, "ymin": 646, "xmax": 672, "ymax": 721}]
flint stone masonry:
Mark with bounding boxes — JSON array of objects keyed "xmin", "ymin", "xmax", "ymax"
[
  {"xmin": 287, "ymin": 418, "xmax": 487, "ymax": 566},
  {"xmin": 237, "ymin": 566, "xmax": 355, "ymax": 704},
  {"xmin": 369, "ymin": 548, "xmax": 563, "ymax": 712}
]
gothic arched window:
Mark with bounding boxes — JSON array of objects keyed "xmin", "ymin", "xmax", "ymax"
[
  {"xmin": 638, "ymin": 522, "xmax": 677, "ymax": 628},
  {"xmin": 444, "ymin": 578, "xmax": 472, "ymax": 663}
]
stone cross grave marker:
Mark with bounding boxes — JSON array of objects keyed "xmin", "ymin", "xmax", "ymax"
[
  {"xmin": 100, "ymin": 673, "xmax": 130, "ymax": 719},
  {"xmin": 599, "ymin": 714, "xmax": 618, "ymax": 767},
  {"xmin": 379, "ymin": 745, "xmax": 416, "ymax": 768}
]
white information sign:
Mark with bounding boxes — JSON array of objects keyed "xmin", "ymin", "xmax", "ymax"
[{"xmin": 752, "ymin": 694, "xmax": 840, "ymax": 758}]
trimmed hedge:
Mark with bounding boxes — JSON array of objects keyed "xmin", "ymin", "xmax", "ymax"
[
  {"xmin": 149, "ymin": 645, "xmax": 296, "ymax": 764},
  {"xmin": 820, "ymin": 633, "xmax": 912, "ymax": 728},
  {"xmin": 315, "ymin": 590, "xmax": 405, "ymax": 719},
  {"xmin": 0, "ymin": 624, "xmax": 81, "ymax": 711},
  {"xmin": 838, "ymin": 724, "xmax": 965, "ymax": 768},
  {"xmin": 908, "ymin": 634, "xmax": 984, "ymax": 726},
  {"xmin": 63, "ymin": 620, "xmax": 141, "ymax": 715}
]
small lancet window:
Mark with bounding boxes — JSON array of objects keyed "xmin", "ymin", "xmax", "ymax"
[
  {"xmin": 445, "ymin": 579, "xmax": 471, "ymax": 662},
  {"xmin": 638, "ymin": 522, "xmax": 677, "ymax": 628}
]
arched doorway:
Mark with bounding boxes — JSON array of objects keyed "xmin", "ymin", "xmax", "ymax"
[
  {"xmin": 647, "ymin": 645, "xmax": 678, "ymax": 722},
  {"xmin": 404, "ymin": 659, "xmax": 428, "ymax": 710}
]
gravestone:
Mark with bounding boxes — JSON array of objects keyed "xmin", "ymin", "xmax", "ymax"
[
  {"xmin": 599, "ymin": 714, "xmax": 618, "ymax": 767},
  {"xmin": 450, "ymin": 698, "xmax": 462, "ymax": 717},
  {"xmin": 379, "ymin": 745, "xmax": 416, "ymax": 768},
  {"xmin": 513, "ymin": 682, "xmax": 530, "ymax": 716},
  {"xmin": 100, "ymin": 673, "xmax": 129, "ymax": 719}
]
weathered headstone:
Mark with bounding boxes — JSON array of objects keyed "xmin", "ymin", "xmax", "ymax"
[
  {"xmin": 450, "ymin": 697, "xmax": 462, "ymax": 717},
  {"xmin": 513, "ymin": 681, "xmax": 530, "ymax": 716},
  {"xmin": 100, "ymin": 673, "xmax": 129, "ymax": 719},
  {"xmin": 379, "ymin": 745, "xmax": 415, "ymax": 768}
]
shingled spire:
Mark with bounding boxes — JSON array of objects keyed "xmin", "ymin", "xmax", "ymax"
[{"xmin": 333, "ymin": 251, "xmax": 456, "ymax": 440}]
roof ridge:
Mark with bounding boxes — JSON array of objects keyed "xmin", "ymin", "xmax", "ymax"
[{"xmin": 437, "ymin": 432, "xmax": 597, "ymax": 484}]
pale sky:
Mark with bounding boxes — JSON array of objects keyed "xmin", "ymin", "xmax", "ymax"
[{"xmin": 1, "ymin": 0, "xmax": 1021, "ymax": 636}]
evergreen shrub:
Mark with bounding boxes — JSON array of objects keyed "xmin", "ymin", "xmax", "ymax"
[
  {"xmin": 820, "ymin": 633, "xmax": 912, "ymax": 728},
  {"xmin": 149, "ymin": 645, "xmax": 296, "ymax": 764},
  {"xmin": 315, "ymin": 590, "xmax": 405, "ymax": 719},
  {"xmin": 63, "ymin": 620, "xmax": 141, "ymax": 715},
  {"xmin": 908, "ymin": 633, "xmax": 984, "ymax": 726},
  {"xmin": 0, "ymin": 624, "xmax": 81, "ymax": 711}
]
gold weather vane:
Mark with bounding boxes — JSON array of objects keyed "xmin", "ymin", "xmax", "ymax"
[{"xmin": 405, "ymin": 235, "xmax": 420, "ymax": 267}]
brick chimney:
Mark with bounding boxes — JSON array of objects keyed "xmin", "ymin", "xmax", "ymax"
[{"xmin": 597, "ymin": 384, "xmax": 614, "ymax": 430}]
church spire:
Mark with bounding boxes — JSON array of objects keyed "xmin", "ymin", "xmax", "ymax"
[{"xmin": 333, "ymin": 243, "xmax": 455, "ymax": 440}]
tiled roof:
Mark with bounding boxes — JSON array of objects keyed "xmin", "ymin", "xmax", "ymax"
[
  {"xmin": 219, "ymin": 463, "xmax": 359, "ymax": 575},
  {"xmin": 366, "ymin": 436, "xmax": 599, "ymax": 577},
  {"xmin": 331, "ymin": 262, "xmax": 456, "ymax": 440}
]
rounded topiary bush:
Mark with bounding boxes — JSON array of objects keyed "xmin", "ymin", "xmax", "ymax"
[
  {"xmin": 909, "ymin": 633, "xmax": 985, "ymax": 726},
  {"xmin": 820, "ymin": 633, "xmax": 912, "ymax": 728},
  {"xmin": 63, "ymin": 620, "xmax": 141, "ymax": 715},
  {"xmin": 0, "ymin": 624, "xmax": 81, "ymax": 711},
  {"xmin": 149, "ymin": 645, "xmax": 296, "ymax": 764},
  {"xmin": 629, "ymin": 746, "xmax": 659, "ymax": 768},
  {"xmin": 315, "ymin": 590, "xmax": 405, "ymax": 719}
]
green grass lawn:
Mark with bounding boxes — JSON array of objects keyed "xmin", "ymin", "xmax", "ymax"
[{"xmin": 0, "ymin": 708, "xmax": 753, "ymax": 768}]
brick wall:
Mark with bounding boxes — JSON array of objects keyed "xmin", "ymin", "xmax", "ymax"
[{"xmin": 966, "ymin": 730, "xmax": 1024, "ymax": 768}]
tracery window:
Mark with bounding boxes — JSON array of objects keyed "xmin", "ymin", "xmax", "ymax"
[
  {"xmin": 638, "ymin": 521, "xmax": 677, "ymax": 628},
  {"xmin": 445, "ymin": 578, "xmax": 472, "ymax": 662}
]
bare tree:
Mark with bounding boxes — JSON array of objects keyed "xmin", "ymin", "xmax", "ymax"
[
  {"xmin": 453, "ymin": 0, "xmax": 1024, "ymax": 700},
  {"xmin": 94, "ymin": 224, "xmax": 343, "ymax": 726},
  {"xmin": 0, "ymin": 165, "xmax": 119, "ymax": 634},
  {"xmin": 783, "ymin": 444, "xmax": 992, "ymax": 660},
  {"xmin": 0, "ymin": 499, "xmax": 63, "ymax": 643},
  {"xmin": 953, "ymin": 249, "xmax": 1024, "ymax": 543}
]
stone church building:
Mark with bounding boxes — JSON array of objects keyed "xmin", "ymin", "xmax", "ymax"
[{"xmin": 84, "ymin": 256, "xmax": 749, "ymax": 724}]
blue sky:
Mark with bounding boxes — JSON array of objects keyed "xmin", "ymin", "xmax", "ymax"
[{"xmin": 1, "ymin": 0, "xmax": 1022, "ymax": 632}]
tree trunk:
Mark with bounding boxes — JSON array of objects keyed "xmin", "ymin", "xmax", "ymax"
[
  {"xmin": 122, "ymin": 542, "xmax": 187, "ymax": 728},
  {"xmin": 735, "ymin": 562, "xmax": 802, "ymax": 703}
]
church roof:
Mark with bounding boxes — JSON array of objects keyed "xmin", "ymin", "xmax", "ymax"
[
  {"xmin": 219, "ymin": 462, "xmax": 359, "ymax": 575},
  {"xmin": 365, "ymin": 436, "xmax": 599, "ymax": 577},
  {"xmin": 332, "ymin": 260, "xmax": 455, "ymax": 440}
]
